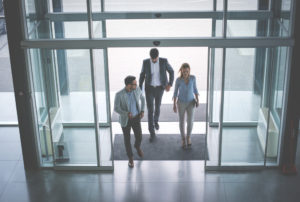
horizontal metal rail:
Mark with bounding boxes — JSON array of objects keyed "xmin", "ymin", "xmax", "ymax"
[
  {"xmin": 42, "ymin": 11, "xmax": 275, "ymax": 21},
  {"xmin": 21, "ymin": 37, "xmax": 294, "ymax": 49}
]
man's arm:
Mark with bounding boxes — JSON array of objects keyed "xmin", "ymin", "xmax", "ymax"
[
  {"xmin": 114, "ymin": 93, "xmax": 128, "ymax": 116},
  {"xmin": 139, "ymin": 61, "xmax": 146, "ymax": 89},
  {"xmin": 139, "ymin": 88, "xmax": 145, "ymax": 112},
  {"xmin": 138, "ymin": 87, "xmax": 145, "ymax": 118},
  {"xmin": 166, "ymin": 59, "xmax": 174, "ymax": 87}
]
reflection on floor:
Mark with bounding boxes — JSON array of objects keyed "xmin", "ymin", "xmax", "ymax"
[
  {"xmin": 1, "ymin": 126, "xmax": 300, "ymax": 202},
  {"xmin": 206, "ymin": 126, "xmax": 267, "ymax": 165},
  {"xmin": 61, "ymin": 128, "xmax": 98, "ymax": 165},
  {"xmin": 222, "ymin": 127, "xmax": 264, "ymax": 163},
  {"xmin": 45, "ymin": 123, "xmax": 267, "ymax": 166}
]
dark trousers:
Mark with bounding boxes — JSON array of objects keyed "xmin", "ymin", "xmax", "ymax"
[
  {"xmin": 121, "ymin": 116, "xmax": 142, "ymax": 158},
  {"xmin": 145, "ymin": 85, "xmax": 164, "ymax": 134}
]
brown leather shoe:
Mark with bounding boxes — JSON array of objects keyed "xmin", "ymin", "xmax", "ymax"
[{"xmin": 136, "ymin": 148, "xmax": 144, "ymax": 158}]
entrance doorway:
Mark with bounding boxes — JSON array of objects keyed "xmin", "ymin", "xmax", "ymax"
[{"xmin": 108, "ymin": 47, "xmax": 209, "ymax": 161}]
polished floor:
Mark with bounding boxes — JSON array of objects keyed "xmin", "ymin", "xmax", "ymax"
[{"xmin": 0, "ymin": 126, "xmax": 300, "ymax": 202}]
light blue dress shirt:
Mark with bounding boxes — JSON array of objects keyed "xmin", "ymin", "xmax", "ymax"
[
  {"xmin": 126, "ymin": 91, "xmax": 139, "ymax": 116},
  {"xmin": 173, "ymin": 75, "xmax": 199, "ymax": 103}
]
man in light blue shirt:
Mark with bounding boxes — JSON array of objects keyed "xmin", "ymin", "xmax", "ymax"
[{"xmin": 114, "ymin": 76, "xmax": 145, "ymax": 168}]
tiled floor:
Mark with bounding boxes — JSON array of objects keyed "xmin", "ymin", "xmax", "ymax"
[{"xmin": 0, "ymin": 126, "xmax": 300, "ymax": 202}]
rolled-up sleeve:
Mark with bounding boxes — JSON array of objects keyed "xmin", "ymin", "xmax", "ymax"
[
  {"xmin": 193, "ymin": 76, "xmax": 199, "ymax": 95},
  {"xmin": 173, "ymin": 78, "xmax": 179, "ymax": 99}
]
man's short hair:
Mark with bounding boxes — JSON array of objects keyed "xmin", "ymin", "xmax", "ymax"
[
  {"xmin": 150, "ymin": 48, "xmax": 159, "ymax": 59},
  {"xmin": 124, "ymin": 75, "xmax": 136, "ymax": 86}
]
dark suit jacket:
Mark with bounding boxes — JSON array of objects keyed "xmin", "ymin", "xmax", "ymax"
[{"xmin": 139, "ymin": 57, "xmax": 174, "ymax": 88}]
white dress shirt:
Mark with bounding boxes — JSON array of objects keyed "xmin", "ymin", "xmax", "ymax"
[{"xmin": 150, "ymin": 58, "xmax": 161, "ymax": 87}]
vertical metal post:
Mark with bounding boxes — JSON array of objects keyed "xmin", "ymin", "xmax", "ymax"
[
  {"xmin": 278, "ymin": 46, "xmax": 293, "ymax": 166},
  {"xmin": 101, "ymin": 0, "xmax": 115, "ymax": 168},
  {"xmin": 205, "ymin": 47, "xmax": 211, "ymax": 168},
  {"xmin": 87, "ymin": 0, "xmax": 101, "ymax": 167},
  {"xmin": 218, "ymin": 0, "xmax": 228, "ymax": 167},
  {"xmin": 209, "ymin": 0, "xmax": 217, "ymax": 124},
  {"xmin": 263, "ymin": 47, "xmax": 275, "ymax": 166},
  {"xmin": 3, "ymin": 0, "xmax": 40, "ymax": 170}
]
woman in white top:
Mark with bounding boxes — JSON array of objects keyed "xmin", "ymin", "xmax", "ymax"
[{"xmin": 173, "ymin": 63, "xmax": 199, "ymax": 149}]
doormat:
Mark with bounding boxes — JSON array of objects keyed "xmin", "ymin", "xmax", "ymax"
[
  {"xmin": 113, "ymin": 134, "xmax": 209, "ymax": 160},
  {"xmin": 111, "ymin": 104, "xmax": 206, "ymax": 122}
]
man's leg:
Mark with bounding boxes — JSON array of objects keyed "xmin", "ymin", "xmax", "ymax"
[
  {"xmin": 132, "ymin": 117, "xmax": 143, "ymax": 157},
  {"xmin": 145, "ymin": 86, "xmax": 155, "ymax": 136},
  {"xmin": 121, "ymin": 121, "xmax": 133, "ymax": 160},
  {"xmin": 154, "ymin": 86, "xmax": 164, "ymax": 128}
]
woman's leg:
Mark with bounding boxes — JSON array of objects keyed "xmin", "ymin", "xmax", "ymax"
[
  {"xmin": 186, "ymin": 101, "xmax": 195, "ymax": 138},
  {"xmin": 177, "ymin": 101, "xmax": 186, "ymax": 140}
]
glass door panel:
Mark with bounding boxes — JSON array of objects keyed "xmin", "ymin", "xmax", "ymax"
[
  {"xmin": 206, "ymin": 48, "xmax": 223, "ymax": 167},
  {"xmin": 266, "ymin": 47, "xmax": 289, "ymax": 165},
  {"xmin": 28, "ymin": 49, "xmax": 52, "ymax": 166},
  {"xmin": 222, "ymin": 48, "xmax": 260, "ymax": 123},
  {"xmin": 104, "ymin": 0, "xmax": 214, "ymax": 11},
  {"xmin": 103, "ymin": 19, "xmax": 212, "ymax": 38},
  {"xmin": 94, "ymin": 49, "xmax": 113, "ymax": 167},
  {"xmin": 29, "ymin": 48, "xmax": 100, "ymax": 167},
  {"xmin": 53, "ymin": 49, "xmax": 99, "ymax": 166},
  {"xmin": 220, "ymin": 48, "xmax": 269, "ymax": 165}
]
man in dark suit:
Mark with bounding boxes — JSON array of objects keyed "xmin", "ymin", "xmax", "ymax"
[{"xmin": 139, "ymin": 48, "xmax": 174, "ymax": 142}]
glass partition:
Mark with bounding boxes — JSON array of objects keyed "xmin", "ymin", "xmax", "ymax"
[
  {"xmin": 104, "ymin": 19, "xmax": 212, "ymax": 38},
  {"xmin": 28, "ymin": 49, "xmax": 52, "ymax": 166},
  {"xmin": 280, "ymin": 0, "xmax": 292, "ymax": 37},
  {"xmin": 227, "ymin": 20, "xmax": 258, "ymax": 37},
  {"xmin": 104, "ymin": 0, "xmax": 214, "ymax": 11},
  {"xmin": 207, "ymin": 48, "xmax": 223, "ymax": 167},
  {"xmin": 227, "ymin": 0, "xmax": 259, "ymax": 10},
  {"xmin": 28, "ymin": 48, "xmax": 108, "ymax": 167},
  {"xmin": 265, "ymin": 46, "xmax": 289, "ymax": 165},
  {"xmin": 94, "ymin": 49, "xmax": 112, "ymax": 166},
  {"xmin": 220, "ymin": 48, "xmax": 269, "ymax": 165}
]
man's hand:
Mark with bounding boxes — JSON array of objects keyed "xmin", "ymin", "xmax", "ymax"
[
  {"xmin": 173, "ymin": 104, "xmax": 177, "ymax": 113},
  {"xmin": 140, "ymin": 111, "xmax": 144, "ymax": 119},
  {"xmin": 165, "ymin": 85, "xmax": 171, "ymax": 92},
  {"xmin": 128, "ymin": 112, "xmax": 133, "ymax": 119}
]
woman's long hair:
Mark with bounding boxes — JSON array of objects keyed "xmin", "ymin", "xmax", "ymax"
[{"xmin": 178, "ymin": 63, "xmax": 190, "ymax": 78}]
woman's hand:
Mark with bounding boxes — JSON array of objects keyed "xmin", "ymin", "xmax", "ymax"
[{"xmin": 173, "ymin": 104, "xmax": 177, "ymax": 113}]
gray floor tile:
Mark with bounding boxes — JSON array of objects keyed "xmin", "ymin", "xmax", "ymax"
[
  {"xmin": 224, "ymin": 182, "xmax": 270, "ymax": 202},
  {"xmin": 135, "ymin": 182, "xmax": 181, "ymax": 202},
  {"xmin": 0, "ymin": 127, "xmax": 20, "ymax": 142},
  {"xmin": 0, "ymin": 143, "xmax": 22, "ymax": 160},
  {"xmin": 11, "ymin": 162, "xmax": 99, "ymax": 184},
  {"xmin": 264, "ymin": 182, "xmax": 300, "ymax": 202},
  {"xmin": 0, "ymin": 182, "xmax": 7, "ymax": 198},
  {"xmin": 0, "ymin": 161, "xmax": 18, "ymax": 182},
  {"xmin": 180, "ymin": 182, "xmax": 226, "ymax": 202},
  {"xmin": 47, "ymin": 181, "xmax": 91, "ymax": 202},
  {"xmin": 1, "ymin": 180, "xmax": 90, "ymax": 202},
  {"xmin": 0, "ymin": 182, "xmax": 52, "ymax": 202},
  {"xmin": 88, "ymin": 182, "xmax": 136, "ymax": 202}
]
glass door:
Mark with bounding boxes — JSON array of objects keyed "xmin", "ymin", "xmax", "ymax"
[
  {"xmin": 219, "ymin": 48, "xmax": 268, "ymax": 166},
  {"xmin": 206, "ymin": 48, "xmax": 223, "ymax": 168},
  {"xmin": 28, "ymin": 47, "xmax": 113, "ymax": 170},
  {"xmin": 206, "ymin": 46, "xmax": 291, "ymax": 169}
]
